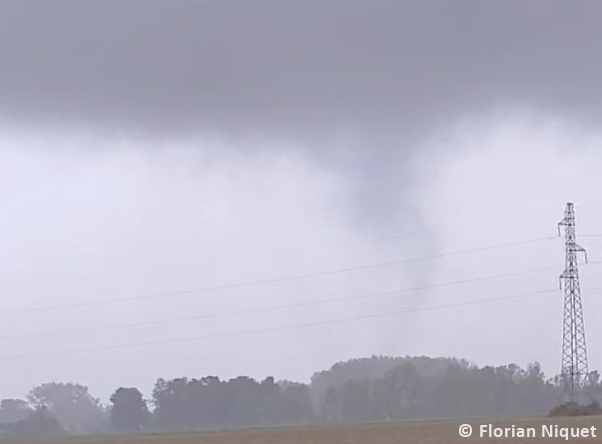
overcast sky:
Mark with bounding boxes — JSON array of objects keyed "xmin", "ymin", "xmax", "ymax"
[{"xmin": 1, "ymin": 0, "xmax": 602, "ymax": 403}]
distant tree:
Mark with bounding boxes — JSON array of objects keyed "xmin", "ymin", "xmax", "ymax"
[
  {"xmin": 312, "ymin": 359, "xmax": 567, "ymax": 423},
  {"xmin": 226, "ymin": 376, "xmax": 263, "ymax": 427},
  {"xmin": 278, "ymin": 379, "xmax": 306, "ymax": 391},
  {"xmin": 0, "ymin": 406, "xmax": 63, "ymax": 439},
  {"xmin": 86, "ymin": 405, "xmax": 111, "ymax": 434},
  {"xmin": 339, "ymin": 379, "xmax": 374, "ymax": 422},
  {"xmin": 583, "ymin": 370, "xmax": 602, "ymax": 403},
  {"xmin": 110, "ymin": 387, "xmax": 151, "ymax": 432},
  {"xmin": 257, "ymin": 376, "xmax": 285, "ymax": 425},
  {"xmin": 27, "ymin": 382, "xmax": 103, "ymax": 433},
  {"xmin": 282, "ymin": 385, "xmax": 315, "ymax": 424},
  {"xmin": 588, "ymin": 370, "xmax": 601, "ymax": 386},
  {"xmin": 384, "ymin": 363, "xmax": 424, "ymax": 418},
  {"xmin": 320, "ymin": 387, "xmax": 339, "ymax": 423},
  {"xmin": 150, "ymin": 374, "xmax": 316, "ymax": 431},
  {"xmin": 309, "ymin": 355, "xmax": 460, "ymax": 411},
  {"xmin": 0, "ymin": 398, "xmax": 32, "ymax": 424},
  {"xmin": 152, "ymin": 377, "xmax": 193, "ymax": 431},
  {"xmin": 103, "ymin": 356, "xmax": 602, "ymax": 431}
]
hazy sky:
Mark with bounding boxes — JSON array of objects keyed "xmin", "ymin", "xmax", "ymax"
[{"xmin": 1, "ymin": 0, "xmax": 602, "ymax": 403}]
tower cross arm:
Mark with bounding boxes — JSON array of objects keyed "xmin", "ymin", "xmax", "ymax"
[
  {"xmin": 573, "ymin": 243, "xmax": 588, "ymax": 263},
  {"xmin": 558, "ymin": 217, "xmax": 571, "ymax": 236},
  {"xmin": 557, "ymin": 220, "xmax": 566, "ymax": 236}
]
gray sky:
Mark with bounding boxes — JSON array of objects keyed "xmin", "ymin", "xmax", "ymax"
[{"xmin": 1, "ymin": 0, "xmax": 602, "ymax": 403}]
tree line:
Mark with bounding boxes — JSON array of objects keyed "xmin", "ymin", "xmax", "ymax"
[{"xmin": 1, "ymin": 355, "xmax": 600, "ymax": 438}]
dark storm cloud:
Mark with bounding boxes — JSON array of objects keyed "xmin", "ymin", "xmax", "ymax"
[
  {"xmin": 1, "ymin": 0, "xmax": 601, "ymax": 140},
  {"xmin": 1, "ymin": 0, "xmax": 601, "ymax": 235}
]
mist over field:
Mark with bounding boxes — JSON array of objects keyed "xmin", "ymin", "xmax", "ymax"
[{"xmin": 1, "ymin": 0, "xmax": 602, "ymax": 437}]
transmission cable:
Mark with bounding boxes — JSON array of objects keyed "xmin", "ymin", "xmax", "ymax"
[
  {"xmin": 0, "ymin": 263, "xmax": 572, "ymax": 340},
  {"xmin": 30, "ymin": 209, "xmax": 564, "ymax": 286},
  {"xmin": 0, "ymin": 287, "xmax": 563, "ymax": 362},
  {"xmin": 0, "ymin": 236, "xmax": 558, "ymax": 316}
]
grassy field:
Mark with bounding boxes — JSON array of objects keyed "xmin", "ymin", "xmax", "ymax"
[{"xmin": 6, "ymin": 416, "xmax": 602, "ymax": 443}]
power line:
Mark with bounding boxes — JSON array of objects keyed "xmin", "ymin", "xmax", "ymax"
[
  {"xmin": 0, "ymin": 264, "xmax": 572, "ymax": 341},
  {"xmin": 0, "ymin": 287, "xmax": 563, "ymax": 362},
  {"xmin": 15, "ymin": 209, "xmax": 563, "ymax": 287},
  {"xmin": 0, "ymin": 236, "xmax": 558, "ymax": 316}
]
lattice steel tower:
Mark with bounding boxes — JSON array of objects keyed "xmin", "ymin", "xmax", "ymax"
[{"xmin": 558, "ymin": 202, "xmax": 589, "ymax": 404}]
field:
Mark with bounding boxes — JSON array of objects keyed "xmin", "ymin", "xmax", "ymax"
[{"xmin": 6, "ymin": 417, "xmax": 602, "ymax": 444}]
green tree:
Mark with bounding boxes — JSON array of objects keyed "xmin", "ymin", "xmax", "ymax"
[
  {"xmin": 110, "ymin": 387, "xmax": 151, "ymax": 432},
  {"xmin": 27, "ymin": 382, "xmax": 103, "ymax": 432},
  {"xmin": 339, "ymin": 379, "xmax": 374, "ymax": 422},
  {"xmin": 0, "ymin": 399, "xmax": 31, "ymax": 424},
  {"xmin": 0, "ymin": 406, "xmax": 63, "ymax": 439}
]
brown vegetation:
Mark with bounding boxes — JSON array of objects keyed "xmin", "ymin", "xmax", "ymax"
[
  {"xmin": 549, "ymin": 401, "xmax": 602, "ymax": 417},
  {"xmin": 5, "ymin": 416, "xmax": 602, "ymax": 444}
]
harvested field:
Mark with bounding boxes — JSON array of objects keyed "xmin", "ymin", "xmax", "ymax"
[{"xmin": 7, "ymin": 416, "xmax": 602, "ymax": 444}]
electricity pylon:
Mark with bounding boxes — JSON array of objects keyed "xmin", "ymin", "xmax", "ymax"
[{"xmin": 558, "ymin": 202, "xmax": 589, "ymax": 404}]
